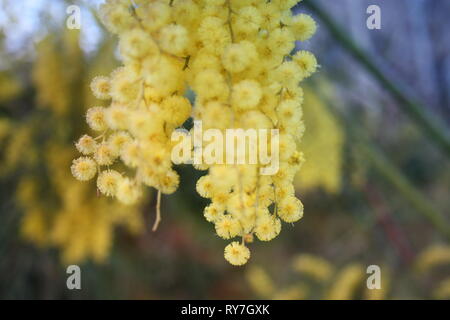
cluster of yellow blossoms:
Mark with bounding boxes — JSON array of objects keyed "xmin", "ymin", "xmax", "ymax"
[{"xmin": 72, "ymin": 0, "xmax": 317, "ymax": 265}]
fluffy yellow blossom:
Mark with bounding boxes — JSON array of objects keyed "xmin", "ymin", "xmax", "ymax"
[
  {"xmin": 116, "ymin": 178, "xmax": 142, "ymax": 205},
  {"xmin": 232, "ymin": 80, "xmax": 262, "ymax": 111},
  {"xmin": 75, "ymin": 135, "xmax": 98, "ymax": 155},
  {"xmin": 161, "ymin": 96, "xmax": 192, "ymax": 126},
  {"xmin": 293, "ymin": 50, "xmax": 318, "ymax": 79},
  {"xmin": 120, "ymin": 28, "xmax": 159, "ymax": 60},
  {"xmin": 159, "ymin": 24, "xmax": 189, "ymax": 56},
  {"xmin": 97, "ymin": 170, "xmax": 122, "ymax": 197},
  {"xmin": 90, "ymin": 76, "xmax": 111, "ymax": 100},
  {"xmin": 254, "ymin": 215, "xmax": 281, "ymax": 241},
  {"xmin": 291, "ymin": 13, "xmax": 317, "ymax": 41},
  {"xmin": 107, "ymin": 131, "xmax": 132, "ymax": 154},
  {"xmin": 222, "ymin": 41, "xmax": 256, "ymax": 73},
  {"xmin": 105, "ymin": 104, "xmax": 129, "ymax": 130},
  {"xmin": 136, "ymin": 1, "xmax": 171, "ymax": 33},
  {"xmin": 224, "ymin": 241, "xmax": 251, "ymax": 266},
  {"xmin": 120, "ymin": 140, "xmax": 140, "ymax": 168},
  {"xmin": 204, "ymin": 203, "xmax": 225, "ymax": 223},
  {"xmin": 86, "ymin": 107, "xmax": 107, "ymax": 132},
  {"xmin": 71, "ymin": 157, "xmax": 97, "ymax": 181},
  {"xmin": 277, "ymin": 196, "xmax": 304, "ymax": 223},
  {"xmin": 94, "ymin": 142, "xmax": 118, "ymax": 166},
  {"xmin": 215, "ymin": 216, "xmax": 242, "ymax": 239}
]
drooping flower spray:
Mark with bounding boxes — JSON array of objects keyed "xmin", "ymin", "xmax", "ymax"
[{"xmin": 72, "ymin": 0, "xmax": 317, "ymax": 265}]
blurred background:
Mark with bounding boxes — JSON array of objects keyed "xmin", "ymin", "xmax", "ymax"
[{"xmin": 0, "ymin": 0, "xmax": 449, "ymax": 299}]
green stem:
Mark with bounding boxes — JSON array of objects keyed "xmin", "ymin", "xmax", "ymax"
[
  {"xmin": 310, "ymin": 83, "xmax": 450, "ymax": 240},
  {"xmin": 303, "ymin": 0, "xmax": 450, "ymax": 158}
]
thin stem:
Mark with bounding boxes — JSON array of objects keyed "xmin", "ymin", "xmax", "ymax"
[
  {"xmin": 226, "ymin": 0, "xmax": 235, "ymax": 43},
  {"xmin": 303, "ymin": 0, "xmax": 450, "ymax": 158},
  {"xmin": 152, "ymin": 190, "xmax": 162, "ymax": 232}
]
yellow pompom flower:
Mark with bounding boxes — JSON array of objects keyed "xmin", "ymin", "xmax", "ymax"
[
  {"xmin": 159, "ymin": 24, "xmax": 189, "ymax": 56},
  {"xmin": 291, "ymin": 13, "xmax": 317, "ymax": 41},
  {"xmin": 161, "ymin": 95, "xmax": 192, "ymax": 126},
  {"xmin": 116, "ymin": 178, "xmax": 142, "ymax": 205},
  {"xmin": 272, "ymin": 61, "xmax": 303, "ymax": 89},
  {"xmin": 222, "ymin": 41, "xmax": 255, "ymax": 73},
  {"xmin": 105, "ymin": 104, "xmax": 129, "ymax": 130},
  {"xmin": 107, "ymin": 131, "xmax": 132, "ymax": 154},
  {"xmin": 255, "ymin": 215, "xmax": 281, "ymax": 241},
  {"xmin": 215, "ymin": 216, "xmax": 241, "ymax": 239},
  {"xmin": 293, "ymin": 50, "xmax": 318, "ymax": 79},
  {"xmin": 99, "ymin": 2, "xmax": 136, "ymax": 34},
  {"xmin": 159, "ymin": 169, "xmax": 180, "ymax": 195},
  {"xmin": 109, "ymin": 68, "xmax": 139, "ymax": 103},
  {"xmin": 120, "ymin": 140, "xmax": 140, "ymax": 168},
  {"xmin": 194, "ymin": 69, "xmax": 228, "ymax": 101},
  {"xmin": 196, "ymin": 175, "xmax": 214, "ymax": 198},
  {"xmin": 278, "ymin": 196, "xmax": 304, "ymax": 223},
  {"xmin": 75, "ymin": 134, "xmax": 98, "ymax": 155},
  {"xmin": 232, "ymin": 79, "xmax": 262, "ymax": 110},
  {"xmin": 267, "ymin": 28, "xmax": 295, "ymax": 55},
  {"xmin": 86, "ymin": 107, "xmax": 107, "ymax": 132},
  {"xmin": 94, "ymin": 142, "xmax": 118, "ymax": 166},
  {"xmin": 71, "ymin": 157, "xmax": 97, "ymax": 181},
  {"xmin": 97, "ymin": 170, "xmax": 122, "ymax": 197},
  {"xmin": 120, "ymin": 28, "xmax": 159, "ymax": 60},
  {"xmin": 277, "ymin": 99, "xmax": 303, "ymax": 125},
  {"xmin": 224, "ymin": 242, "xmax": 251, "ymax": 266},
  {"xmin": 136, "ymin": 1, "xmax": 171, "ymax": 33},
  {"xmin": 90, "ymin": 76, "xmax": 111, "ymax": 100},
  {"xmin": 204, "ymin": 203, "xmax": 225, "ymax": 223}
]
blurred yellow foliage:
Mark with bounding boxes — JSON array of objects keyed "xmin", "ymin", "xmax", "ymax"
[
  {"xmin": 247, "ymin": 253, "xmax": 389, "ymax": 300},
  {"xmin": 0, "ymin": 72, "xmax": 22, "ymax": 102},
  {"xmin": 434, "ymin": 278, "xmax": 450, "ymax": 299},
  {"xmin": 246, "ymin": 266, "xmax": 276, "ymax": 298},
  {"xmin": 292, "ymin": 253, "xmax": 334, "ymax": 282},
  {"xmin": 1, "ymin": 26, "xmax": 144, "ymax": 264},
  {"xmin": 295, "ymin": 83, "xmax": 344, "ymax": 194},
  {"xmin": 414, "ymin": 244, "xmax": 450, "ymax": 273},
  {"xmin": 326, "ymin": 263, "xmax": 365, "ymax": 300}
]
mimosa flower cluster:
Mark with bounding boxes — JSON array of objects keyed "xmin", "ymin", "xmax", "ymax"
[{"xmin": 72, "ymin": 0, "xmax": 317, "ymax": 265}]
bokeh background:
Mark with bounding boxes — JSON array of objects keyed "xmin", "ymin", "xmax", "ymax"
[{"xmin": 0, "ymin": 0, "xmax": 449, "ymax": 299}]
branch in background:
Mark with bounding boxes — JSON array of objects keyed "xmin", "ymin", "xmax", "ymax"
[
  {"xmin": 310, "ymin": 83, "xmax": 450, "ymax": 241},
  {"xmin": 303, "ymin": 0, "xmax": 450, "ymax": 158},
  {"xmin": 363, "ymin": 185, "xmax": 415, "ymax": 265}
]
